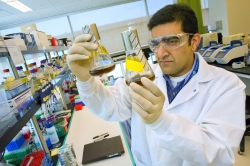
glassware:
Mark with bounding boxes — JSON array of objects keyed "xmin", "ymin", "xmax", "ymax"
[
  {"xmin": 121, "ymin": 29, "xmax": 155, "ymax": 86},
  {"xmin": 27, "ymin": 63, "xmax": 34, "ymax": 70},
  {"xmin": 32, "ymin": 62, "xmax": 37, "ymax": 68},
  {"xmin": 16, "ymin": 66, "xmax": 25, "ymax": 77},
  {"xmin": 83, "ymin": 23, "xmax": 115, "ymax": 76}
]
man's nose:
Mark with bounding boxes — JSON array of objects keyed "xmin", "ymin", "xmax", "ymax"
[{"xmin": 156, "ymin": 44, "xmax": 170, "ymax": 59}]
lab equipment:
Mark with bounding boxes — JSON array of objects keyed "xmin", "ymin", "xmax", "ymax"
[
  {"xmin": 82, "ymin": 23, "xmax": 115, "ymax": 76},
  {"xmin": 203, "ymin": 44, "xmax": 231, "ymax": 63},
  {"xmin": 198, "ymin": 41, "xmax": 218, "ymax": 56},
  {"xmin": 223, "ymin": 33, "xmax": 245, "ymax": 44},
  {"xmin": 121, "ymin": 28, "xmax": 155, "ymax": 86},
  {"xmin": 200, "ymin": 32, "xmax": 218, "ymax": 47},
  {"xmin": 45, "ymin": 120, "xmax": 61, "ymax": 148},
  {"xmin": 214, "ymin": 40, "xmax": 248, "ymax": 64},
  {"xmin": 232, "ymin": 61, "xmax": 245, "ymax": 69},
  {"xmin": 58, "ymin": 143, "xmax": 78, "ymax": 166},
  {"xmin": 16, "ymin": 66, "xmax": 25, "ymax": 77}
]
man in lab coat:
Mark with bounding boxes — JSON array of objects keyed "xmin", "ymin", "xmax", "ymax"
[{"xmin": 67, "ymin": 4, "xmax": 246, "ymax": 166}]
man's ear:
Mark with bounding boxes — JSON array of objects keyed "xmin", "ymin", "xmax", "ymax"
[{"xmin": 190, "ymin": 33, "xmax": 201, "ymax": 51}]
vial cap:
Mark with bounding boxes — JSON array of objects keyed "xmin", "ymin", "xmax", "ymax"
[{"xmin": 3, "ymin": 69, "xmax": 9, "ymax": 73}]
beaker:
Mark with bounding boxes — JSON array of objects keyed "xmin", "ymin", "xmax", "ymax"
[
  {"xmin": 121, "ymin": 29, "xmax": 155, "ymax": 86},
  {"xmin": 86, "ymin": 23, "xmax": 115, "ymax": 76}
]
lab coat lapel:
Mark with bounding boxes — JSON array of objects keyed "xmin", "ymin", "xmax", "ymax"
[
  {"xmin": 167, "ymin": 53, "xmax": 214, "ymax": 110},
  {"xmin": 154, "ymin": 65, "xmax": 169, "ymax": 109},
  {"xmin": 167, "ymin": 74, "xmax": 199, "ymax": 110},
  {"xmin": 153, "ymin": 53, "xmax": 214, "ymax": 111}
]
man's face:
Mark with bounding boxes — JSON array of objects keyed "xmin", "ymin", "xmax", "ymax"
[{"xmin": 151, "ymin": 22, "xmax": 198, "ymax": 77}]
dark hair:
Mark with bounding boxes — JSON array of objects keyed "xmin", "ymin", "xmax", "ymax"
[{"xmin": 147, "ymin": 4, "xmax": 198, "ymax": 44}]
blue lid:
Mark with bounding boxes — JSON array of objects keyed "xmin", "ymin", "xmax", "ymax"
[{"xmin": 46, "ymin": 121, "xmax": 53, "ymax": 128}]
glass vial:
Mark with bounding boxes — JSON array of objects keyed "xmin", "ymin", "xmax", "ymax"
[
  {"xmin": 121, "ymin": 29, "xmax": 155, "ymax": 86},
  {"xmin": 88, "ymin": 23, "xmax": 115, "ymax": 76}
]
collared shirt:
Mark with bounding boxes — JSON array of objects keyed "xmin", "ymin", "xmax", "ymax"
[{"xmin": 163, "ymin": 54, "xmax": 199, "ymax": 104}]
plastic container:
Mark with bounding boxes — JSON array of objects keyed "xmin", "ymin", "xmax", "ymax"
[
  {"xmin": 75, "ymin": 104, "xmax": 82, "ymax": 111},
  {"xmin": 51, "ymin": 37, "xmax": 58, "ymax": 46},
  {"xmin": 32, "ymin": 62, "xmax": 37, "ymax": 68},
  {"xmin": 46, "ymin": 121, "xmax": 60, "ymax": 147},
  {"xmin": 43, "ymin": 135, "xmax": 52, "ymax": 149},
  {"xmin": 16, "ymin": 66, "xmax": 25, "ymax": 77},
  {"xmin": 6, "ymin": 158, "xmax": 23, "ymax": 165},
  {"xmin": 52, "ymin": 117, "xmax": 68, "ymax": 137},
  {"xmin": 20, "ymin": 150, "xmax": 52, "ymax": 166},
  {"xmin": 21, "ymin": 126, "xmax": 31, "ymax": 140},
  {"xmin": 30, "ymin": 69, "xmax": 38, "ymax": 78},
  {"xmin": 3, "ymin": 69, "xmax": 13, "ymax": 78},
  {"xmin": 4, "ymin": 140, "xmax": 31, "ymax": 160},
  {"xmin": 27, "ymin": 63, "xmax": 34, "ymax": 70},
  {"xmin": 0, "ymin": 89, "xmax": 13, "ymax": 122},
  {"xmin": 6, "ymin": 132, "xmax": 25, "ymax": 151},
  {"xmin": 40, "ymin": 59, "xmax": 47, "ymax": 67}
]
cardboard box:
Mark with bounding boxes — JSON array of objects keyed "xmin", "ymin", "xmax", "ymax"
[
  {"xmin": 30, "ymin": 30, "xmax": 50, "ymax": 47},
  {"xmin": 6, "ymin": 33, "xmax": 37, "ymax": 50},
  {"xmin": 4, "ymin": 38, "xmax": 27, "ymax": 51},
  {"xmin": 20, "ymin": 24, "xmax": 37, "ymax": 34},
  {"xmin": 47, "ymin": 35, "xmax": 52, "ymax": 39}
]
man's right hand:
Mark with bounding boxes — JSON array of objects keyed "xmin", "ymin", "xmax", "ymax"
[{"xmin": 67, "ymin": 34, "xmax": 98, "ymax": 82}]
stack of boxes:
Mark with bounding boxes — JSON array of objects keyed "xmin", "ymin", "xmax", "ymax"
[{"xmin": 3, "ymin": 132, "xmax": 31, "ymax": 165}]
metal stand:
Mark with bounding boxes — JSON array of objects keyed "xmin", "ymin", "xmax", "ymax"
[
  {"xmin": 8, "ymin": 57, "xmax": 19, "ymax": 79},
  {"xmin": 30, "ymin": 116, "xmax": 50, "ymax": 158}
]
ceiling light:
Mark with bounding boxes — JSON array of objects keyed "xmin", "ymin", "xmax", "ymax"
[{"xmin": 1, "ymin": 0, "xmax": 32, "ymax": 12}]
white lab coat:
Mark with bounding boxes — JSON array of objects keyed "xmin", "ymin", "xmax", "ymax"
[{"xmin": 77, "ymin": 53, "xmax": 246, "ymax": 166}]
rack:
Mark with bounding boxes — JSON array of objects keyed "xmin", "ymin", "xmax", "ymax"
[
  {"xmin": 0, "ymin": 71, "xmax": 71, "ymax": 152},
  {"xmin": 0, "ymin": 46, "xmax": 70, "ymax": 153}
]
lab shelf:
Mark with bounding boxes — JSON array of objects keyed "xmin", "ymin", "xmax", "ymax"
[
  {"xmin": 110, "ymin": 44, "xmax": 150, "ymax": 57},
  {"xmin": 22, "ymin": 46, "xmax": 70, "ymax": 55},
  {"xmin": 0, "ymin": 71, "xmax": 72, "ymax": 152},
  {"xmin": 51, "ymin": 70, "xmax": 71, "ymax": 87},
  {"xmin": 0, "ymin": 102, "xmax": 40, "ymax": 152},
  {"xmin": 0, "ymin": 46, "xmax": 70, "ymax": 58}
]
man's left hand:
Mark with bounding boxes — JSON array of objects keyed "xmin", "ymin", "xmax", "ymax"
[{"xmin": 129, "ymin": 77, "xmax": 165, "ymax": 124}]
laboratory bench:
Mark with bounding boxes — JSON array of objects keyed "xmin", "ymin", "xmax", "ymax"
[{"xmin": 54, "ymin": 107, "xmax": 134, "ymax": 166}]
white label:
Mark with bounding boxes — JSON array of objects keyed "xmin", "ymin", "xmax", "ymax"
[
  {"xmin": 6, "ymin": 46, "xmax": 25, "ymax": 65},
  {"xmin": 54, "ymin": 88, "xmax": 61, "ymax": 100}
]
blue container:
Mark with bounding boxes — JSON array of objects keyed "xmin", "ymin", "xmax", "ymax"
[{"xmin": 6, "ymin": 133, "xmax": 25, "ymax": 151}]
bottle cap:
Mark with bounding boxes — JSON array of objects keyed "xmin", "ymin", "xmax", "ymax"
[
  {"xmin": 32, "ymin": 62, "xmax": 37, "ymax": 66},
  {"xmin": 46, "ymin": 121, "xmax": 53, "ymax": 128},
  {"xmin": 40, "ymin": 64, "xmax": 45, "ymax": 68},
  {"xmin": 16, "ymin": 66, "xmax": 23, "ymax": 70},
  {"xmin": 30, "ymin": 69, "xmax": 37, "ymax": 73},
  {"xmin": 40, "ymin": 59, "xmax": 47, "ymax": 64},
  {"xmin": 3, "ymin": 69, "xmax": 9, "ymax": 73},
  {"xmin": 27, "ymin": 63, "xmax": 34, "ymax": 67},
  {"xmin": 48, "ymin": 63, "xmax": 53, "ymax": 66}
]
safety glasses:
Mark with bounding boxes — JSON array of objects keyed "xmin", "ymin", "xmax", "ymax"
[{"xmin": 149, "ymin": 33, "xmax": 194, "ymax": 52}]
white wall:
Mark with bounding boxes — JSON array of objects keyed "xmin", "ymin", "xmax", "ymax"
[{"xmin": 207, "ymin": 0, "xmax": 229, "ymax": 36}]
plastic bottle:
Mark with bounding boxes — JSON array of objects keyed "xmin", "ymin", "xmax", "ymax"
[
  {"xmin": 2, "ymin": 69, "xmax": 14, "ymax": 83},
  {"xmin": 30, "ymin": 69, "xmax": 38, "ymax": 78},
  {"xmin": 46, "ymin": 121, "xmax": 61, "ymax": 148},
  {"xmin": 16, "ymin": 66, "xmax": 25, "ymax": 77},
  {"xmin": 32, "ymin": 62, "xmax": 37, "ymax": 69},
  {"xmin": 40, "ymin": 59, "xmax": 48, "ymax": 68},
  {"xmin": 31, "ymin": 131, "xmax": 42, "ymax": 151},
  {"xmin": 27, "ymin": 63, "xmax": 34, "ymax": 70}
]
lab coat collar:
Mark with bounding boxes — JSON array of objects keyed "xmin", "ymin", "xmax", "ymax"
[{"xmin": 154, "ymin": 52, "xmax": 214, "ymax": 110}]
